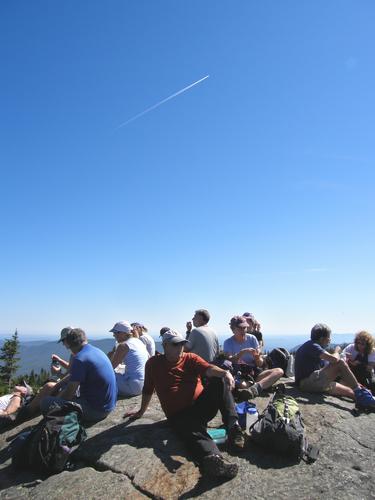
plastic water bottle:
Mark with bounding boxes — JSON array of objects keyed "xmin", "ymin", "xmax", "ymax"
[
  {"xmin": 246, "ymin": 403, "xmax": 258, "ymax": 432},
  {"xmin": 207, "ymin": 428, "xmax": 227, "ymax": 444}
]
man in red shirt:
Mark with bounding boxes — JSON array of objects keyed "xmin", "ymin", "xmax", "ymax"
[{"xmin": 125, "ymin": 330, "xmax": 244, "ymax": 479}]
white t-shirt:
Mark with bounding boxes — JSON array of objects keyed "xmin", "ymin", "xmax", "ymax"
[
  {"xmin": 341, "ymin": 344, "xmax": 375, "ymax": 364},
  {"xmin": 139, "ymin": 333, "xmax": 156, "ymax": 357},
  {"xmin": 0, "ymin": 394, "xmax": 13, "ymax": 411}
]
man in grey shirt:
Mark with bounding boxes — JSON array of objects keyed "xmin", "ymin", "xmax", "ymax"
[{"xmin": 185, "ymin": 309, "xmax": 219, "ymax": 362}]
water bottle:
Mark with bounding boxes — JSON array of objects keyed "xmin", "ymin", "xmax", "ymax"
[
  {"xmin": 207, "ymin": 428, "xmax": 227, "ymax": 444},
  {"xmin": 246, "ymin": 403, "xmax": 258, "ymax": 432}
]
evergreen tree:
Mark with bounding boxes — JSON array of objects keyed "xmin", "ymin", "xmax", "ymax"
[{"xmin": 0, "ymin": 329, "xmax": 20, "ymax": 389}]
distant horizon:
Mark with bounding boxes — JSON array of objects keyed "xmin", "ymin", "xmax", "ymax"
[{"xmin": 0, "ymin": 331, "xmax": 357, "ymax": 343}]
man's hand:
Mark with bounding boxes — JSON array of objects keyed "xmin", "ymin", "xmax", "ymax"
[
  {"xmin": 123, "ymin": 409, "xmax": 144, "ymax": 420},
  {"xmin": 223, "ymin": 371, "xmax": 235, "ymax": 391},
  {"xmin": 186, "ymin": 321, "xmax": 192, "ymax": 333},
  {"xmin": 248, "ymin": 348, "xmax": 260, "ymax": 357}
]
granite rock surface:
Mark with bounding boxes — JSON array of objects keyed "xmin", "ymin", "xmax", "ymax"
[{"xmin": 0, "ymin": 381, "xmax": 374, "ymax": 499}]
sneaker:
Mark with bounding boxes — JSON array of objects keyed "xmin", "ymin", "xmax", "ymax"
[
  {"xmin": 201, "ymin": 454, "xmax": 238, "ymax": 479},
  {"xmin": 355, "ymin": 387, "xmax": 375, "ymax": 409},
  {"xmin": 227, "ymin": 424, "xmax": 246, "ymax": 451}
]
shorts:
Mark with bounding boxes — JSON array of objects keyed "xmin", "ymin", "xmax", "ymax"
[
  {"xmin": 299, "ymin": 369, "xmax": 336, "ymax": 393},
  {"xmin": 116, "ymin": 373, "xmax": 144, "ymax": 397}
]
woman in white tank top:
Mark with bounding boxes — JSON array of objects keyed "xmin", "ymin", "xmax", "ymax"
[{"xmin": 108, "ymin": 322, "xmax": 149, "ymax": 396}]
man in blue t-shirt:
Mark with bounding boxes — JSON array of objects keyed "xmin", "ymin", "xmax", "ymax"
[
  {"xmin": 41, "ymin": 328, "xmax": 117, "ymax": 422},
  {"xmin": 223, "ymin": 316, "xmax": 283, "ymax": 399},
  {"xmin": 295, "ymin": 323, "xmax": 375, "ymax": 409}
]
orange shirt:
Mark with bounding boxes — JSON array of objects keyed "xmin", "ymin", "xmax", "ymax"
[{"xmin": 143, "ymin": 352, "xmax": 210, "ymax": 417}]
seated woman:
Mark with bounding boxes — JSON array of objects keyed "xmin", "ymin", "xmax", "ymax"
[
  {"xmin": 223, "ymin": 316, "xmax": 283, "ymax": 400},
  {"xmin": 341, "ymin": 331, "xmax": 375, "ymax": 394},
  {"xmin": 131, "ymin": 322, "xmax": 155, "ymax": 357},
  {"xmin": 109, "ymin": 321, "xmax": 149, "ymax": 397}
]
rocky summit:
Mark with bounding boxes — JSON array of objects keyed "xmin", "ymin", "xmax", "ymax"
[{"xmin": 0, "ymin": 381, "xmax": 374, "ymax": 499}]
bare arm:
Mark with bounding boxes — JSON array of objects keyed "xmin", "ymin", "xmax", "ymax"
[
  {"xmin": 110, "ymin": 343, "xmax": 129, "ymax": 369},
  {"xmin": 225, "ymin": 347, "xmax": 262, "ymax": 366},
  {"xmin": 205, "ymin": 365, "xmax": 235, "ymax": 391},
  {"xmin": 320, "ymin": 351, "xmax": 340, "ymax": 363}
]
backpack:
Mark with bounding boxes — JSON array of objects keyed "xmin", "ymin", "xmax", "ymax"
[
  {"xmin": 250, "ymin": 385, "xmax": 319, "ymax": 463},
  {"xmin": 12, "ymin": 401, "xmax": 87, "ymax": 475},
  {"xmin": 266, "ymin": 348, "xmax": 293, "ymax": 376}
]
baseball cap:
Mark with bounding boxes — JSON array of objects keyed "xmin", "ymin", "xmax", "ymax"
[
  {"xmin": 162, "ymin": 330, "xmax": 189, "ymax": 345},
  {"xmin": 230, "ymin": 316, "xmax": 249, "ymax": 329},
  {"xmin": 110, "ymin": 321, "xmax": 132, "ymax": 334},
  {"xmin": 58, "ymin": 326, "xmax": 73, "ymax": 343},
  {"xmin": 159, "ymin": 326, "xmax": 170, "ymax": 337}
]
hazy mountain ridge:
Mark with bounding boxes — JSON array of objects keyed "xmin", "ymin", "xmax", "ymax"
[{"xmin": 9, "ymin": 334, "xmax": 356, "ymax": 376}]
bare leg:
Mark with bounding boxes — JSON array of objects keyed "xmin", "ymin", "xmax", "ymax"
[
  {"xmin": 25, "ymin": 382, "xmax": 57, "ymax": 417},
  {"xmin": 256, "ymin": 367, "xmax": 283, "ymax": 389},
  {"xmin": 321, "ymin": 360, "xmax": 360, "ymax": 390},
  {"xmin": 328, "ymin": 382, "xmax": 355, "ymax": 400}
]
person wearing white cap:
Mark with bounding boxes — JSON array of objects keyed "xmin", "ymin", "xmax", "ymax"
[
  {"xmin": 124, "ymin": 329, "xmax": 244, "ymax": 479},
  {"xmin": 108, "ymin": 321, "xmax": 149, "ymax": 396}
]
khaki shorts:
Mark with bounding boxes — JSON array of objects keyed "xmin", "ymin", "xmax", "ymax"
[{"xmin": 299, "ymin": 369, "xmax": 336, "ymax": 393}]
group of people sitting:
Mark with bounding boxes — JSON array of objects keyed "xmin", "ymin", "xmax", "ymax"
[{"xmin": 1, "ymin": 310, "xmax": 374, "ymax": 480}]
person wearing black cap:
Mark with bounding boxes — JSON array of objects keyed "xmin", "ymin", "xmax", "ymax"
[
  {"xmin": 124, "ymin": 329, "xmax": 243, "ymax": 479},
  {"xmin": 40, "ymin": 328, "xmax": 117, "ymax": 422}
]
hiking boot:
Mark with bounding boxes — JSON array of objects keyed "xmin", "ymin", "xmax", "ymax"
[
  {"xmin": 227, "ymin": 424, "xmax": 246, "ymax": 451},
  {"xmin": 235, "ymin": 384, "xmax": 259, "ymax": 402},
  {"xmin": 201, "ymin": 454, "xmax": 238, "ymax": 479},
  {"xmin": 355, "ymin": 387, "xmax": 375, "ymax": 410}
]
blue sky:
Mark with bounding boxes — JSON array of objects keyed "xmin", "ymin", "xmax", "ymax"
[{"xmin": 1, "ymin": 1, "xmax": 374, "ymax": 339}]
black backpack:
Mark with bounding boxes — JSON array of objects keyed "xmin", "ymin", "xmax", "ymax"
[
  {"xmin": 250, "ymin": 386, "xmax": 319, "ymax": 463},
  {"xmin": 12, "ymin": 401, "xmax": 87, "ymax": 475},
  {"xmin": 266, "ymin": 348, "xmax": 291, "ymax": 376}
]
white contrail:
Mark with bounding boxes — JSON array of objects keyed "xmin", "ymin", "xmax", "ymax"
[{"xmin": 115, "ymin": 75, "xmax": 209, "ymax": 130}]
